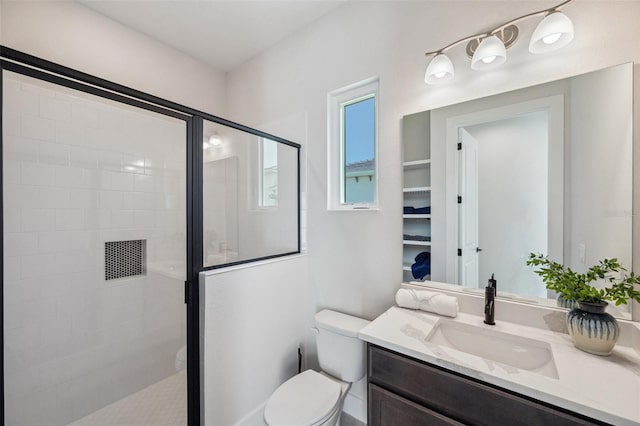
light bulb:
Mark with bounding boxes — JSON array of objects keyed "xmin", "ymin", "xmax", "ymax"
[
  {"xmin": 482, "ymin": 56, "xmax": 497, "ymax": 64},
  {"xmin": 529, "ymin": 11, "xmax": 574, "ymax": 54},
  {"xmin": 542, "ymin": 33, "xmax": 562, "ymax": 45},
  {"xmin": 209, "ymin": 134, "xmax": 222, "ymax": 146}
]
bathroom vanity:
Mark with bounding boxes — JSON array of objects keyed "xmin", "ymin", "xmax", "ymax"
[{"xmin": 359, "ymin": 307, "xmax": 640, "ymax": 426}]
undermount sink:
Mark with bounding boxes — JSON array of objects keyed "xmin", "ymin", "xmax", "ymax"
[{"xmin": 425, "ymin": 320, "xmax": 559, "ymax": 379}]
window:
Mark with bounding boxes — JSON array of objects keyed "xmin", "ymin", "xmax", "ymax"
[
  {"xmin": 328, "ymin": 78, "xmax": 378, "ymax": 210},
  {"xmin": 260, "ymin": 138, "xmax": 279, "ymax": 207}
]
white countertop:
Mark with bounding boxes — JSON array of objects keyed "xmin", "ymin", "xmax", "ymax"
[{"xmin": 359, "ymin": 306, "xmax": 640, "ymax": 425}]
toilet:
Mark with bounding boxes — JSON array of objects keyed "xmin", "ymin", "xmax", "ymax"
[{"xmin": 264, "ymin": 309, "xmax": 370, "ymax": 426}]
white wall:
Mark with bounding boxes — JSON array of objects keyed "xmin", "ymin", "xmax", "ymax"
[
  {"xmin": 1, "ymin": 1, "xmax": 226, "ymax": 115},
  {"xmin": 225, "ymin": 1, "xmax": 640, "ymax": 422},
  {"xmin": 200, "ymin": 255, "xmax": 311, "ymax": 426},
  {"xmin": 568, "ymin": 65, "xmax": 633, "ymax": 273}
]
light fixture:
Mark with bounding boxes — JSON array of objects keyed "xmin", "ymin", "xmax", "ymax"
[
  {"xmin": 471, "ymin": 35, "xmax": 507, "ymax": 70},
  {"xmin": 529, "ymin": 11, "xmax": 574, "ymax": 54},
  {"xmin": 423, "ymin": 0, "xmax": 573, "ymax": 84},
  {"xmin": 203, "ymin": 132, "xmax": 222, "ymax": 149},
  {"xmin": 424, "ymin": 53, "xmax": 454, "ymax": 84},
  {"xmin": 209, "ymin": 133, "xmax": 222, "ymax": 146}
]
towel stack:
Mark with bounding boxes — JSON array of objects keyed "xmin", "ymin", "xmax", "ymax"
[{"xmin": 395, "ymin": 288, "xmax": 459, "ymax": 318}]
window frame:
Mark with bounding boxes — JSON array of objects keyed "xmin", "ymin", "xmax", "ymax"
[
  {"xmin": 327, "ymin": 77, "xmax": 379, "ymax": 211},
  {"xmin": 258, "ymin": 137, "xmax": 279, "ymax": 209}
]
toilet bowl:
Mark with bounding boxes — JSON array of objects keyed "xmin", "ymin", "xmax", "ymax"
[
  {"xmin": 263, "ymin": 310, "xmax": 370, "ymax": 426},
  {"xmin": 264, "ymin": 370, "xmax": 350, "ymax": 426}
]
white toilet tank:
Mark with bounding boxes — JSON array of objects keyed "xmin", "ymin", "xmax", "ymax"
[{"xmin": 314, "ymin": 310, "xmax": 370, "ymax": 383}]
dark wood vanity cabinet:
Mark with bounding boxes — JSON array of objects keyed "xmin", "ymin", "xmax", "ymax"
[{"xmin": 367, "ymin": 344, "xmax": 606, "ymax": 426}]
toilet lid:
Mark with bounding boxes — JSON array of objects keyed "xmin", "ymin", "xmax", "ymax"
[{"xmin": 264, "ymin": 370, "xmax": 341, "ymax": 426}]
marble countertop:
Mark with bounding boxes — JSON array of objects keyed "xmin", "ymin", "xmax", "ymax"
[{"xmin": 359, "ymin": 306, "xmax": 640, "ymax": 425}]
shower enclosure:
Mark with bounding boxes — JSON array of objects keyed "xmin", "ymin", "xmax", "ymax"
[
  {"xmin": 2, "ymin": 69, "xmax": 189, "ymax": 425},
  {"xmin": 1, "ymin": 47, "xmax": 300, "ymax": 425}
]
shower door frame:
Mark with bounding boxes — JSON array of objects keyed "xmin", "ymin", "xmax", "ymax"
[{"xmin": 0, "ymin": 48, "xmax": 203, "ymax": 425}]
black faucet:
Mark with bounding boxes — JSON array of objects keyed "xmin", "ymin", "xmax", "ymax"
[{"xmin": 484, "ymin": 274, "xmax": 497, "ymax": 325}]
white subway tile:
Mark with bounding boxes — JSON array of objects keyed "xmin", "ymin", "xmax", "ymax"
[
  {"xmin": 40, "ymin": 96, "xmax": 72, "ymax": 122},
  {"xmin": 39, "ymin": 274, "xmax": 73, "ymax": 300},
  {"xmin": 134, "ymin": 174, "xmax": 155, "ymax": 192},
  {"xmin": 83, "ymin": 169, "xmax": 112, "ymax": 190},
  {"xmin": 37, "ymin": 357, "xmax": 73, "ymax": 391},
  {"xmin": 4, "ymin": 362, "xmax": 38, "ymax": 397},
  {"xmin": 4, "ymin": 111, "xmax": 21, "ymax": 136},
  {"xmin": 123, "ymin": 192, "xmax": 145, "ymax": 210},
  {"xmin": 5, "ymin": 232, "xmax": 39, "ymax": 256},
  {"xmin": 55, "ymin": 121, "xmax": 88, "ymax": 146},
  {"xmin": 144, "ymin": 157, "xmax": 164, "ymax": 175},
  {"xmin": 21, "ymin": 253, "xmax": 56, "ymax": 278},
  {"xmin": 39, "ymin": 142, "xmax": 70, "ymax": 166},
  {"xmin": 21, "ymin": 81, "xmax": 56, "ymax": 98},
  {"xmin": 4, "ymin": 135, "xmax": 39, "ymax": 162},
  {"xmin": 37, "ymin": 187, "xmax": 70, "ymax": 209},
  {"xmin": 86, "ymin": 209, "xmax": 111, "ymax": 229},
  {"xmin": 21, "ymin": 115, "xmax": 56, "ymax": 141},
  {"xmin": 22, "ymin": 208, "xmax": 55, "ymax": 232},
  {"xmin": 69, "ymin": 146, "xmax": 98, "ymax": 169},
  {"xmin": 4, "ymin": 160, "xmax": 21, "ymax": 185},
  {"xmin": 4, "ymin": 184, "xmax": 27, "ymax": 208},
  {"xmin": 4, "ymin": 256, "xmax": 21, "ymax": 281},
  {"xmin": 54, "ymin": 166, "xmax": 84, "ymax": 188},
  {"xmin": 111, "ymin": 172, "xmax": 134, "ymax": 191},
  {"xmin": 4, "ymin": 208, "xmax": 21, "ymax": 233},
  {"xmin": 55, "ymin": 209, "xmax": 86, "ymax": 231},
  {"xmin": 69, "ymin": 231, "xmax": 94, "ymax": 253},
  {"xmin": 70, "ymin": 188, "xmax": 98, "ymax": 209},
  {"xmin": 123, "ymin": 154, "xmax": 145, "ymax": 174},
  {"xmin": 98, "ymin": 150, "xmax": 123, "ymax": 172},
  {"xmin": 111, "ymin": 210, "xmax": 134, "ymax": 229},
  {"xmin": 3, "ymin": 278, "xmax": 40, "ymax": 306},
  {"xmin": 21, "ymin": 163, "xmax": 55, "ymax": 186},
  {"xmin": 133, "ymin": 211, "xmax": 155, "ymax": 228},
  {"xmin": 156, "ymin": 211, "xmax": 177, "ymax": 230},
  {"xmin": 38, "ymin": 231, "xmax": 71, "ymax": 254},
  {"xmin": 143, "ymin": 193, "xmax": 157, "ymax": 210},
  {"xmin": 5, "ymin": 322, "xmax": 40, "ymax": 353},
  {"xmin": 99, "ymin": 191, "xmax": 123, "ymax": 209},
  {"xmin": 71, "ymin": 101, "xmax": 100, "ymax": 128},
  {"xmin": 5, "ymin": 83, "xmax": 39, "ymax": 116}
]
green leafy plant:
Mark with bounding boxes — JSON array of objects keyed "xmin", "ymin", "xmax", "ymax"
[{"xmin": 526, "ymin": 253, "xmax": 640, "ymax": 306}]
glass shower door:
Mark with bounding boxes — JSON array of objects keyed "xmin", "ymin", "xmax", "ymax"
[{"xmin": 2, "ymin": 69, "xmax": 188, "ymax": 426}]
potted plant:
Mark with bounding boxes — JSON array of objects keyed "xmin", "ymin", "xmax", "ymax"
[{"xmin": 527, "ymin": 253, "xmax": 640, "ymax": 356}]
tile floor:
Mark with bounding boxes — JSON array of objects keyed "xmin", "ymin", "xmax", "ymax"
[{"xmin": 68, "ymin": 371, "xmax": 187, "ymax": 426}]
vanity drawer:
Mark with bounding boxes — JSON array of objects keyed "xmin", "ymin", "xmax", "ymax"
[
  {"xmin": 369, "ymin": 383, "xmax": 464, "ymax": 426},
  {"xmin": 368, "ymin": 345, "xmax": 604, "ymax": 426}
]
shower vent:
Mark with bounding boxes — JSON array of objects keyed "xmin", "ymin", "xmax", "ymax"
[{"xmin": 105, "ymin": 240, "xmax": 147, "ymax": 281}]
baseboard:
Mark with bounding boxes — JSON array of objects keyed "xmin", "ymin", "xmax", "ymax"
[
  {"xmin": 233, "ymin": 400, "xmax": 267, "ymax": 426},
  {"xmin": 342, "ymin": 392, "xmax": 367, "ymax": 424}
]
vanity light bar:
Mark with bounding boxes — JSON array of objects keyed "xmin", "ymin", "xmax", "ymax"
[{"xmin": 424, "ymin": 0, "xmax": 574, "ymax": 84}]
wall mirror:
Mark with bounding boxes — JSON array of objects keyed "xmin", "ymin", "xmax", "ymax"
[{"xmin": 404, "ymin": 62, "xmax": 633, "ymax": 319}]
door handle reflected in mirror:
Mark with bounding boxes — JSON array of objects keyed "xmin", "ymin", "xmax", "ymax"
[{"xmin": 476, "ymin": 247, "xmax": 483, "ymax": 253}]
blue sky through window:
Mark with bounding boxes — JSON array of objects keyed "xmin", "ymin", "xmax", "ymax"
[{"xmin": 344, "ymin": 96, "xmax": 375, "ymax": 165}]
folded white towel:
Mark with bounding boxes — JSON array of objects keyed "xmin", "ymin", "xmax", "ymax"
[{"xmin": 395, "ymin": 288, "xmax": 459, "ymax": 318}]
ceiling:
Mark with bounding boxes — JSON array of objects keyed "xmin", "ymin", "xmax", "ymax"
[{"xmin": 78, "ymin": 0, "xmax": 346, "ymax": 72}]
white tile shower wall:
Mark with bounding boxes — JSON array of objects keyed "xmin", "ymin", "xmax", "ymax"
[{"xmin": 3, "ymin": 74, "xmax": 187, "ymax": 426}]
